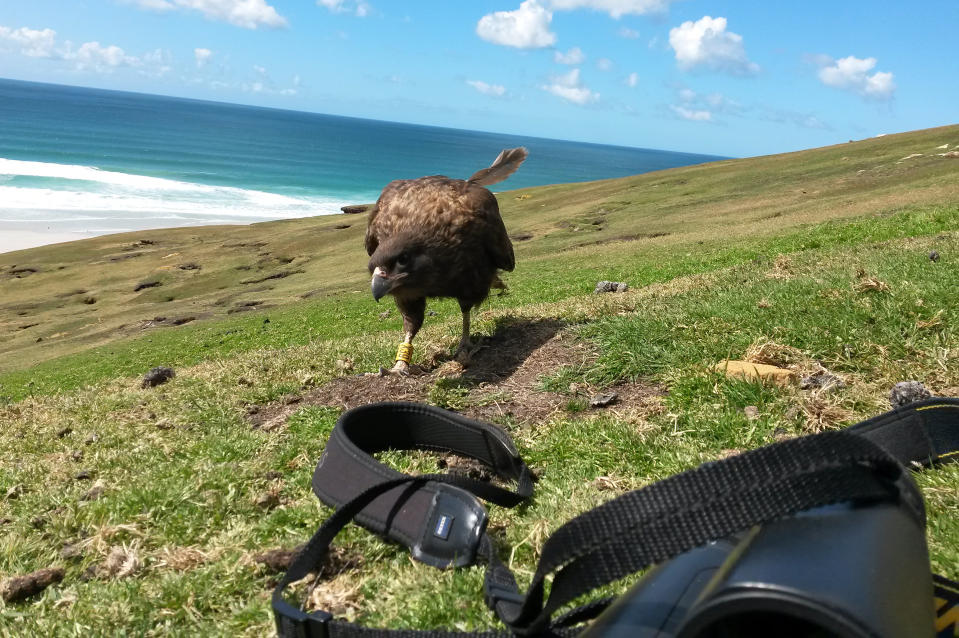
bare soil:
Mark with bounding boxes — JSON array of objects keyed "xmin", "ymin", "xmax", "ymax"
[{"xmin": 249, "ymin": 317, "xmax": 663, "ymax": 431}]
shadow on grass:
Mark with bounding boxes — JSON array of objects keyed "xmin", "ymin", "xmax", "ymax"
[{"xmin": 464, "ymin": 317, "xmax": 566, "ymax": 384}]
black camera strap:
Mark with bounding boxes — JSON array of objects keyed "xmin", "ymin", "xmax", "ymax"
[{"xmin": 273, "ymin": 398, "xmax": 959, "ymax": 638}]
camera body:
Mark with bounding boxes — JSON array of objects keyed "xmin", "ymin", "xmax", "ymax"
[{"xmin": 584, "ymin": 501, "xmax": 935, "ymax": 638}]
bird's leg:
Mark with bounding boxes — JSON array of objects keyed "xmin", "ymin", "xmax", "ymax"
[
  {"xmin": 390, "ymin": 332, "xmax": 415, "ymax": 375},
  {"xmin": 383, "ymin": 297, "xmax": 424, "ymax": 376},
  {"xmin": 454, "ymin": 307, "xmax": 472, "ymax": 364}
]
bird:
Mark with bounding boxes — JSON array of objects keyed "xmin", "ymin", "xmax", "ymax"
[{"xmin": 365, "ymin": 147, "xmax": 528, "ymax": 374}]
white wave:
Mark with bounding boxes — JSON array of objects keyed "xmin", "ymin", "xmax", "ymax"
[
  {"xmin": 0, "ymin": 157, "xmax": 364, "ymax": 223},
  {"xmin": 0, "ymin": 158, "xmax": 308, "ymax": 203},
  {"xmin": 0, "ymin": 185, "xmax": 343, "ymax": 218}
]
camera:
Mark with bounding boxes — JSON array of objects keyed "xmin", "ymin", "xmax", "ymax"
[{"xmin": 584, "ymin": 500, "xmax": 934, "ymax": 638}]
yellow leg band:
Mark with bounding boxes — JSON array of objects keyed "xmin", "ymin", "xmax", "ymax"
[{"xmin": 395, "ymin": 342, "xmax": 413, "ymax": 364}]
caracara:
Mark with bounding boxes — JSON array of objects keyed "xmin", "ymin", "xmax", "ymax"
[{"xmin": 366, "ymin": 147, "xmax": 528, "ymax": 374}]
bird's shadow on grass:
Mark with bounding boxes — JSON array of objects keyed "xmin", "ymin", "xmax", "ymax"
[{"xmin": 462, "ymin": 316, "xmax": 565, "ymax": 384}]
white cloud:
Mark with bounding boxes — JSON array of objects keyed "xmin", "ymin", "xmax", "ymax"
[
  {"xmin": 618, "ymin": 27, "xmax": 639, "ymax": 39},
  {"xmin": 467, "ymin": 79, "xmax": 506, "ymax": 96},
  {"xmin": 704, "ymin": 92, "xmax": 725, "ymax": 107},
  {"xmin": 317, "ymin": 0, "xmax": 372, "ymax": 17},
  {"xmin": 134, "ymin": 0, "xmax": 175, "ymax": 8},
  {"xmin": 0, "ymin": 25, "xmax": 58, "ymax": 57},
  {"xmin": 541, "ymin": 67, "xmax": 599, "ymax": 105},
  {"xmin": 678, "ymin": 87, "xmax": 696, "ymax": 102},
  {"xmin": 596, "ymin": 57, "xmax": 612, "ymax": 71},
  {"xmin": 131, "ymin": 0, "xmax": 287, "ymax": 29},
  {"xmin": 669, "ymin": 16, "xmax": 758, "ymax": 75},
  {"xmin": 671, "ymin": 105, "xmax": 711, "ymax": 121},
  {"xmin": 241, "ymin": 65, "xmax": 298, "ymax": 95},
  {"xmin": 140, "ymin": 48, "xmax": 172, "ymax": 77},
  {"xmin": 554, "ymin": 46, "xmax": 584, "ymax": 65},
  {"xmin": 72, "ymin": 41, "xmax": 141, "ymax": 71},
  {"xmin": 548, "ymin": 0, "xmax": 674, "ymax": 18},
  {"xmin": 477, "ymin": 0, "xmax": 556, "ymax": 49},
  {"xmin": 817, "ymin": 55, "xmax": 895, "ymax": 100},
  {"xmin": 625, "ymin": 71, "xmax": 638, "ymax": 87},
  {"xmin": 194, "ymin": 47, "xmax": 213, "ymax": 68},
  {"xmin": 0, "ymin": 23, "xmax": 162, "ymax": 73}
]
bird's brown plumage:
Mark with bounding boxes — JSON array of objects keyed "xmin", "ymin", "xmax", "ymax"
[{"xmin": 366, "ymin": 147, "xmax": 527, "ymax": 371}]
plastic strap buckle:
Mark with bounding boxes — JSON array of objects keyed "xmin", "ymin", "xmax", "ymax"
[
  {"xmin": 484, "ymin": 579, "xmax": 526, "ymax": 611},
  {"xmin": 273, "ymin": 597, "xmax": 332, "ymax": 638}
]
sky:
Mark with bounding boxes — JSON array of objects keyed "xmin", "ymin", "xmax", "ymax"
[{"xmin": 1, "ymin": 1, "xmax": 957, "ymax": 158}]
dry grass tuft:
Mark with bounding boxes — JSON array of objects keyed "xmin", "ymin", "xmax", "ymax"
[
  {"xmin": 87, "ymin": 542, "xmax": 142, "ymax": 579},
  {"xmin": 853, "ymin": 268, "xmax": 891, "ymax": 293},
  {"xmin": 766, "ymin": 254, "xmax": 795, "ymax": 279},
  {"xmin": 306, "ymin": 572, "xmax": 365, "ymax": 619},
  {"xmin": 744, "ymin": 339, "xmax": 807, "ymax": 368},
  {"xmin": 79, "ymin": 523, "xmax": 144, "ymax": 555},
  {"xmin": 154, "ymin": 546, "xmax": 217, "ymax": 571},
  {"xmin": 509, "ymin": 518, "xmax": 553, "ymax": 570},
  {"xmin": 916, "ymin": 310, "xmax": 944, "ymax": 330},
  {"xmin": 800, "ymin": 396, "xmax": 855, "ymax": 433}
]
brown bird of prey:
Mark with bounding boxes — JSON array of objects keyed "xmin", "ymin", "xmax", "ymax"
[{"xmin": 366, "ymin": 147, "xmax": 528, "ymax": 374}]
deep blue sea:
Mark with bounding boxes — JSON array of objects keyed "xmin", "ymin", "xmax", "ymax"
[{"xmin": 0, "ymin": 78, "xmax": 724, "ymax": 242}]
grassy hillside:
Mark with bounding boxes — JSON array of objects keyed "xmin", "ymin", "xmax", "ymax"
[{"xmin": 1, "ymin": 125, "xmax": 958, "ymax": 635}]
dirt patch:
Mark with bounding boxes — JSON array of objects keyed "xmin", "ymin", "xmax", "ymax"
[
  {"xmin": 222, "ymin": 241, "xmax": 267, "ymax": 249},
  {"xmin": 134, "ymin": 280, "xmax": 161, "ymax": 291},
  {"xmin": 249, "ymin": 317, "xmax": 663, "ymax": 430},
  {"xmin": 106, "ymin": 252, "xmax": 144, "ymax": 262},
  {"xmin": 574, "ymin": 232, "xmax": 670, "ymax": 249},
  {"xmin": 240, "ymin": 269, "xmax": 304, "ymax": 285},
  {"xmin": 228, "ymin": 301, "xmax": 266, "ymax": 314}
]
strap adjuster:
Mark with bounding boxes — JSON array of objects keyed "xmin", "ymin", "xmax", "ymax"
[
  {"xmin": 273, "ymin": 597, "xmax": 332, "ymax": 638},
  {"xmin": 484, "ymin": 580, "xmax": 525, "ymax": 611}
]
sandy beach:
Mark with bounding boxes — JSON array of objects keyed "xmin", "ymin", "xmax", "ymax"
[{"xmin": 0, "ymin": 229, "xmax": 93, "ymax": 255}]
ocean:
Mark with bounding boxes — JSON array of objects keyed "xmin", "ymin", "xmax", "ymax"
[{"xmin": 0, "ymin": 78, "xmax": 724, "ymax": 248}]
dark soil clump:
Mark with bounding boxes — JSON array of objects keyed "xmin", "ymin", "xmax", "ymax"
[
  {"xmin": 1, "ymin": 567, "xmax": 65, "ymax": 602},
  {"xmin": 142, "ymin": 366, "xmax": 175, "ymax": 388}
]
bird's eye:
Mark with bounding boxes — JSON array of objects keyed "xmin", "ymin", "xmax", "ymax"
[{"xmin": 396, "ymin": 253, "xmax": 409, "ymax": 267}]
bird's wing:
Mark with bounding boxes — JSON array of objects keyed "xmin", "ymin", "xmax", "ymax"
[
  {"xmin": 471, "ymin": 186, "xmax": 515, "ymax": 272},
  {"xmin": 364, "ymin": 208, "xmax": 379, "ymax": 256},
  {"xmin": 365, "ymin": 180, "xmax": 406, "ymax": 256}
]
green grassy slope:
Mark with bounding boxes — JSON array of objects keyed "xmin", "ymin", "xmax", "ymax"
[
  {"xmin": 2, "ymin": 125, "xmax": 958, "ymax": 399},
  {"xmin": 0, "ymin": 125, "xmax": 957, "ymax": 635}
]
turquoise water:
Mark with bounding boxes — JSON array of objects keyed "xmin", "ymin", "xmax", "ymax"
[{"xmin": 0, "ymin": 78, "xmax": 725, "ymax": 237}]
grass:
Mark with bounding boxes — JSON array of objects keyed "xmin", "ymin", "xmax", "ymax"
[{"xmin": 1, "ymin": 125, "xmax": 958, "ymax": 635}]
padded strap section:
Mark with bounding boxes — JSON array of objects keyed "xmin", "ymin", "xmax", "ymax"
[
  {"xmin": 848, "ymin": 398, "xmax": 959, "ymax": 467},
  {"xmin": 312, "ymin": 402, "xmax": 533, "ymax": 567}
]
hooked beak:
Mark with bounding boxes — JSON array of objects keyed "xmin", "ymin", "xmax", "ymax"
[{"xmin": 371, "ymin": 267, "xmax": 392, "ymax": 302}]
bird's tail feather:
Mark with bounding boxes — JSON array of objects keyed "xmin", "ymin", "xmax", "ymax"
[{"xmin": 467, "ymin": 147, "xmax": 529, "ymax": 186}]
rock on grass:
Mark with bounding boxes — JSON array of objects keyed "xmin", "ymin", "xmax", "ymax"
[
  {"xmin": 594, "ymin": 280, "xmax": 629, "ymax": 293},
  {"xmin": 142, "ymin": 366, "xmax": 175, "ymax": 388},
  {"xmin": 589, "ymin": 392, "xmax": 619, "ymax": 408},
  {"xmin": 889, "ymin": 381, "xmax": 931, "ymax": 408},
  {"xmin": 1, "ymin": 567, "xmax": 65, "ymax": 602}
]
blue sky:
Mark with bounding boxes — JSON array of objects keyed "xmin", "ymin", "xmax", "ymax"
[{"xmin": 1, "ymin": 1, "xmax": 957, "ymax": 157}]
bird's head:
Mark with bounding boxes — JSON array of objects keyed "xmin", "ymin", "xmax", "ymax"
[{"xmin": 368, "ymin": 239, "xmax": 429, "ymax": 302}]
